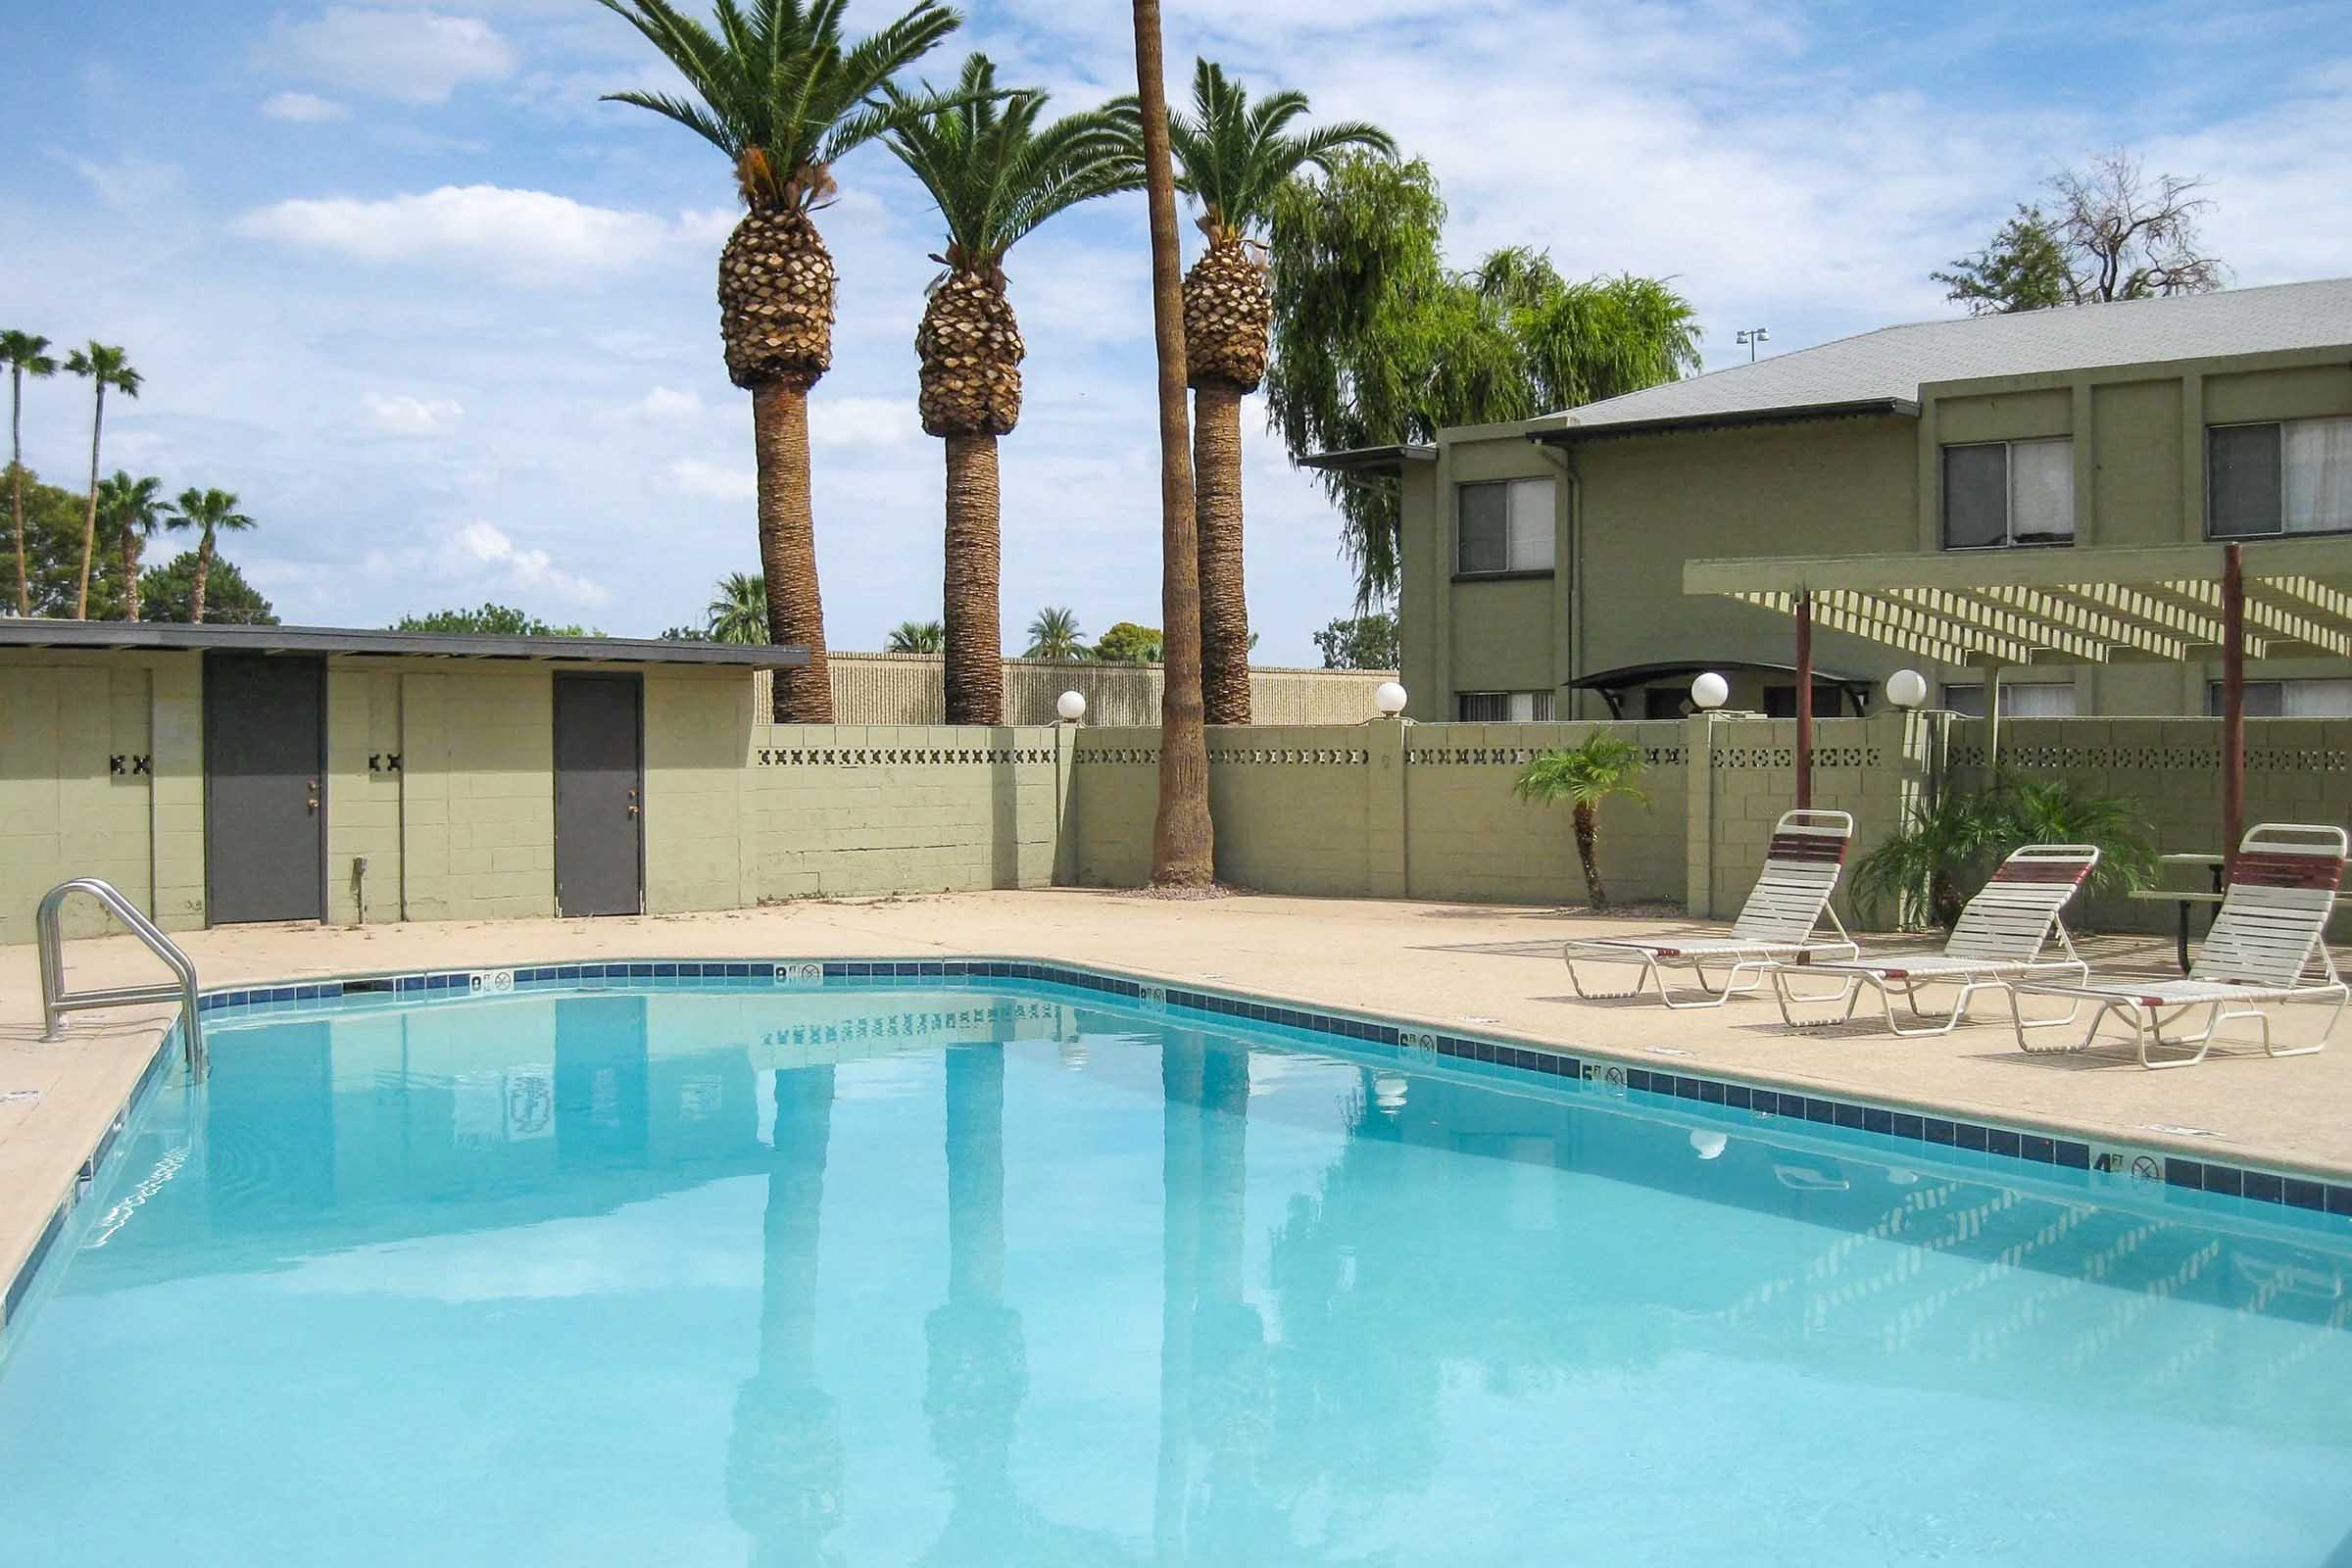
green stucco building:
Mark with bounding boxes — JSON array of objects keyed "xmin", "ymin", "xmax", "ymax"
[{"xmin": 1312, "ymin": 277, "xmax": 2352, "ymax": 721}]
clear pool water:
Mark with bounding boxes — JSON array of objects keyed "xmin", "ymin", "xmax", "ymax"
[{"xmin": 3, "ymin": 976, "xmax": 2349, "ymax": 1566}]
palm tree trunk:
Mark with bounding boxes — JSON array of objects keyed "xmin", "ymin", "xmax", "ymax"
[
  {"xmin": 1133, "ymin": 0, "xmax": 1214, "ymax": 887},
  {"xmin": 1573, "ymin": 803, "xmax": 1606, "ymax": 907},
  {"xmin": 193, "ymin": 530, "xmax": 214, "ymax": 625},
  {"xmin": 74, "ymin": 385, "xmax": 103, "ymax": 620},
  {"xmin": 942, "ymin": 432, "xmax": 1004, "ymax": 726},
  {"xmin": 752, "ymin": 380, "xmax": 834, "ymax": 722},
  {"xmin": 9, "ymin": 369, "xmax": 28, "ymax": 616},
  {"xmin": 1193, "ymin": 382, "xmax": 1252, "ymax": 726},
  {"xmin": 122, "ymin": 530, "xmax": 141, "ymax": 623}
]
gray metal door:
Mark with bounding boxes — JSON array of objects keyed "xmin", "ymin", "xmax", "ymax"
[
  {"xmin": 204, "ymin": 653, "xmax": 326, "ymax": 924},
  {"xmin": 555, "ymin": 673, "xmax": 644, "ymax": 917}
]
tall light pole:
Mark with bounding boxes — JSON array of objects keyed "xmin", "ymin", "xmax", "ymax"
[{"xmin": 1736, "ymin": 326, "xmax": 1770, "ymax": 363}]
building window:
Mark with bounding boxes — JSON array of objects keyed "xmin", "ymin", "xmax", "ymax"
[
  {"xmin": 1456, "ymin": 477, "xmax": 1555, "ymax": 575},
  {"xmin": 1457, "ymin": 690, "xmax": 1555, "ymax": 721},
  {"xmin": 1940, "ymin": 681, "xmax": 2077, "ymax": 717},
  {"xmin": 1942, "ymin": 438, "xmax": 2075, "ymax": 549},
  {"xmin": 2206, "ymin": 678, "xmax": 2352, "ymax": 717},
  {"xmin": 2208, "ymin": 417, "xmax": 2352, "ymax": 537},
  {"xmin": 1642, "ymin": 686, "xmax": 1690, "ymax": 720},
  {"xmin": 1762, "ymin": 682, "xmax": 1853, "ymax": 718}
]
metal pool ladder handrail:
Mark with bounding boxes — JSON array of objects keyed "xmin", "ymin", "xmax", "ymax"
[{"xmin": 36, "ymin": 878, "xmax": 207, "ymax": 1080}]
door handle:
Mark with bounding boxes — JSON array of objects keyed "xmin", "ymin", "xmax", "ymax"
[
  {"xmin": 307, "ymin": 797, "xmax": 320, "ymax": 812},
  {"xmin": 626, "ymin": 804, "xmax": 640, "ymax": 817}
]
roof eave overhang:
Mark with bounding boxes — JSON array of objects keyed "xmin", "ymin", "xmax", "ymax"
[
  {"xmin": 1530, "ymin": 397, "xmax": 1920, "ymax": 446},
  {"xmin": 1297, "ymin": 443, "xmax": 1440, "ymax": 474},
  {"xmin": 0, "ymin": 619, "xmax": 814, "ymax": 667}
]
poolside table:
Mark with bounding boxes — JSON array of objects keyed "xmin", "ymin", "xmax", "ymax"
[{"xmin": 2129, "ymin": 851, "xmax": 2350, "ymax": 973}]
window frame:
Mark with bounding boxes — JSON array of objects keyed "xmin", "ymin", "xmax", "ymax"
[
  {"xmin": 2205, "ymin": 416, "xmax": 2352, "ymax": 541},
  {"xmin": 1453, "ymin": 476, "xmax": 1557, "ymax": 579},
  {"xmin": 1939, "ymin": 436, "xmax": 2077, "ymax": 552},
  {"xmin": 1455, "ymin": 690, "xmax": 1555, "ymax": 722},
  {"xmin": 2205, "ymin": 678, "xmax": 2352, "ymax": 718},
  {"xmin": 1939, "ymin": 680, "xmax": 2079, "ymax": 718}
]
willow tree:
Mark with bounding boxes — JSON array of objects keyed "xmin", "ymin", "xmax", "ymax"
[
  {"xmin": 884, "ymin": 54, "xmax": 1141, "ymax": 724},
  {"xmin": 1168, "ymin": 62, "xmax": 1393, "ymax": 724},
  {"xmin": 1265, "ymin": 155, "xmax": 1700, "ymax": 608},
  {"xmin": 1130, "ymin": 0, "xmax": 1212, "ymax": 886},
  {"xmin": 595, "ymin": 0, "xmax": 963, "ymax": 720}
]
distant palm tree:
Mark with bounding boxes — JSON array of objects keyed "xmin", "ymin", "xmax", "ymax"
[
  {"xmin": 2, "ymin": 329, "xmax": 59, "ymax": 615},
  {"xmin": 1168, "ymin": 62, "xmax": 1393, "ymax": 724},
  {"xmin": 96, "ymin": 471, "xmax": 167, "ymax": 621},
  {"xmin": 64, "ymin": 342, "xmax": 141, "ymax": 620},
  {"xmin": 707, "ymin": 570, "xmax": 770, "ymax": 644},
  {"xmin": 594, "ymin": 0, "xmax": 965, "ymax": 720},
  {"xmin": 1023, "ymin": 606, "xmax": 1087, "ymax": 661},
  {"xmin": 1131, "ymin": 0, "xmax": 1213, "ymax": 886},
  {"xmin": 885, "ymin": 618, "xmax": 945, "ymax": 653},
  {"xmin": 1514, "ymin": 734, "xmax": 1650, "ymax": 907},
  {"xmin": 166, "ymin": 488, "xmax": 254, "ymax": 624},
  {"xmin": 884, "ymin": 53, "xmax": 1141, "ymax": 724}
]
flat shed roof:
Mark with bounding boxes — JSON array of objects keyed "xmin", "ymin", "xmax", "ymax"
[{"xmin": 0, "ymin": 619, "xmax": 811, "ymax": 667}]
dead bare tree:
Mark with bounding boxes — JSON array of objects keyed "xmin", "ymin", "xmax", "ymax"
[{"xmin": 1936, "ymin": 150, "xmax": 2228, "ymax": 315}]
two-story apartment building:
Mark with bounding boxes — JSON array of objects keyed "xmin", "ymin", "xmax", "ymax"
[{"xmin": 1307, "ymin": 278, "xmax": 2352, "ymax": 720}]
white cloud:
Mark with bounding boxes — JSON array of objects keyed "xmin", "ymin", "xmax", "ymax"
[
  {"xmin": 365, "ymin": 391, "xmax": 464, "ymax": 435},
  {"xmin": 233, "ymin": 184, "xmax": 691, "ymax": 279},
  {"xmin": 449, "ymin": 519, "xmax": 608, "ymax": 604},
  {"xmin": 260, "ymin": 90, "xmax": 349, "ymax": 123},
  {"xmin": 614, "ymin": 385, "xmax": 708, "ymax": 423},
  {"xmin": 664, "ymin": 458, "xmax": 754, "ymax": 502},
  {"xmin": 809, "ymin": 396, "xmax": 919, "ymax": 450},
  {"xmin": 265, "ymin": 7, "xmax": 516, "ymax": 105}
]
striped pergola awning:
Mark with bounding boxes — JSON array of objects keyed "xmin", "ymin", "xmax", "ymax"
[{"xmin": 1683, "ymin": 537, "xmax": 2352, "ymax": 669}]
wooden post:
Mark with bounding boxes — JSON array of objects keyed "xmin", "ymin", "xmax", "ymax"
[
  {"xmin": 2221, "ymin": 541, "xmax": 2246, "ymax": 871},
  {"xmin": 1793, "ymin": 590, "xmax": 1814, "ymax": 810}
]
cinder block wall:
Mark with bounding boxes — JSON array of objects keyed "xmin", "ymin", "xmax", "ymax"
[{"xmin": 795, "ymin": 654, "xmax": 1396, "ymax": 727}]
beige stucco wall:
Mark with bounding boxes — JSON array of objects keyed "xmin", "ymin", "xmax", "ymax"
[{"xmin": 787, "ymin": 654, "xmax": 1396, "ymax": 728}]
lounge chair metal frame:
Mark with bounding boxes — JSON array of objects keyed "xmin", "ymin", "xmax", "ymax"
[
  {"xmin": 2005, "ymin": 823, "xmax": 2350, "ymax": 1069},
  {"xmin": 1563, "ymin": 809, "xmax": 1858, "ymax": 1008},
  {"xmin": 1768, "ymin": 843, "xmax": 2101, "ymax": 1037}
]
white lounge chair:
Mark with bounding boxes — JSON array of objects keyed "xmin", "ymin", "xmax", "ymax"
[
  {"xmin": 1767, "ymin": 843, "xmax": 2099, "ymax": 1036},
  {"xmin": 2006, "ymin": 823, "xmax": 2349, "ymax": 1068},
  {"xmin": 1563, "ymin": 809, "xmax": 1857, "ymax": 1008}
]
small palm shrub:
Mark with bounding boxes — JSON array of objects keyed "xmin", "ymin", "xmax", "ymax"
[
  {"xmin": 1855, "ymin": 770, "xmax": 2158, "ymax": 929},
  {"xmin": 1514, "ymin": 734, "xmax": 1650, "ymax": 908}
]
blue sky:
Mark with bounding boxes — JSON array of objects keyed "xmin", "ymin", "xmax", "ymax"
[{"xmin": 4, "ymin": 0, "xmax": 2348, "ymax": 660}]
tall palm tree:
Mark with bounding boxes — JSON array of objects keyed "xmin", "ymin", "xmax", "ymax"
[
  {"xmin": 883, "ymin": 53, "xmax": 1141, "ymax": 725},
  {"xmin": 1023, "ymin": 606, "xmax": 1086, "ymax": 662},
  {"xmin": 595, "ymin": 0, "xmax": 964, "ymax": 722},
  {"xmin": 3, "ymin": 329, "xmax": 58, "ymax": 616},
  {"xmin": 96, "ymin": 471, "xmax": 167, "ymax": 622},
  {"xmin": 166, "ymin": 488, "xmax": 254, "ymax": 624},
  {"xmin": 1130, "ymin": 0, "xmax": 1213, "ymax": 887},
  {"xmin": 63, "ymin": 342, "xmax": 141, "ymax": 620},
  {"xmin": 1168, "ymin": 62, "xmax": 1393, "ymax": 725},
  {"xmin": 885, "ymin": 617, "xmax": 944, "ymax": 652},
  {"xmin": 707, "ymin": 569, "xmax": 770, "ymax": 643}
]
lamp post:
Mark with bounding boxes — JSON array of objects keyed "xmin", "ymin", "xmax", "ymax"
[
  {"xmin": 1373, "ymin": 681, "xmax": 1407, "ymax": 719},
  {"xmin": 1736, "ymin": 326, "xmax": 1770, "ymax": 363},
  {"xmin": 1056, "ymin": 690, "xmax": 1087, "ymax": 724},
  {"xmin": 1690, "ymin": 671, "xmax": 1729, "ymax": 711}
]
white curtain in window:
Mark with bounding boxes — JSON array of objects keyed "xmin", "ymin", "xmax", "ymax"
[
  {"xmin": 1507, "ymin": 478, "xmax": 1556, "ymax": 570},
  {"xmin": 2001, "ymin": 681, "xmax": 2078, "ymax": 717},
  {"xmin": 2283, "ymin": 678, "xmax": 2352, "ymax": 717},
  {"xmin": 2283, "ymin": 416, "xmax": 2352, "ymax": 533},
  {"xmin": 2008, "ymin": 439, "xmax": 2075, "ymax": 540}
]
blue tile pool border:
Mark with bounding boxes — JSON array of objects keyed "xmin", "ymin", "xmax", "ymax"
[{"xmin": 11, "ymin": 952, "xmax": 2350, "ymax": 1345}]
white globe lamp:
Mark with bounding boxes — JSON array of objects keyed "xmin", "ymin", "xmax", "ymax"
[
  {"xmin": 1690, "ymin": 671, "xmax": 1730, "ymax": 711},
  {"xmin": 1689, "ymin": 1129, "xmax": 1730, "ymax": 1160},
  {"xmin": 1055, "ymin": 690, "xmax": 1087, "ymax": 723},
  {"xmin": 1373, "ymin": 680, "xmax": 1408, "ymax": 718},
  {"xmin": 1373, "ymin": 1073, "xmax": 1409, "ymax": 1114},
  {"xmin": 1886, "ymin": 668, "xmax": 1929, "ymax": 710}
]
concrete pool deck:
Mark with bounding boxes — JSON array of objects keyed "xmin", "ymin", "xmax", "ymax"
[{"xmin": 6, "ymin": 889, "xmax": 2350, "ymax": 1311}]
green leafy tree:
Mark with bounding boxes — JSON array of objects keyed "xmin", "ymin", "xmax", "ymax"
[
  {"xmin": 1168, "ymin": 60, "xmax": 1395, "ymax": 723},
  {"xmin": 10, "ymin": 462, "xmax": 127, "ymax": 616},
  {"xmin": 95, "ymin": 471, "xmax": 168, "ymax": 622},
  {"xmin": 164, "ymin": 487, "xmax": 253, "ymax": 624},
  {"xmin": 3, "ymin": 330, "xmax": 59, "ymax": 615},
  {"xmin": 885, "ymin": 617, "xmax": 945, "ymax": 653},
  {"xmin": 1310, "ymin": 610, "xmax": 1397, "ymax": 670},
  {"xmin": 1514, "ymin": 734, "xmax": 1650, "ymax": 908},
  {"xmin": 885, "ymin": 52, "xmax": 1141, "ymax": 723},
  {"xmin": 1023, "ymin": 606, "xmax": 1087, "ymax": 661},
  {"xmin": 1266, "ymin": 155, "xmax": 1699, "ymax": 607},
  {"xmin": 708, "ymin": 569, "xmax": 770, "ymax": 644},
  {"xmin": 1936, "ymin": 151, "xmax": 2225, "ymax": 315},
  {"xmin": 1855, "ymin": 772, "xmax": 2158, "ymax": 929},
  {"xmin": 1093, "ymin": 620, "xmax": 1162, "ymax": 665},
  {"xmin": 140, "ymin": 551, "xmax": 276, "ymax": 624},
  {"xmin": 391, "ymin": 604, "xmax": 596, "ymax": 636},
  {"xmin": 594, "ymin": 0, "xmax": 965, "ymax": 720},
  {"xmin": 63, "ymin": 342, "xmax": 140, "ymax": 619}
]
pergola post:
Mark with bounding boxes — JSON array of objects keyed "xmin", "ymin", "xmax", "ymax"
[
  {"xmin": 2222, "ymin": 541, "xmax": 2245, "ymax": 870},
  {"xmin": 1793, "ymin": 590, "xmax": 1813, "ymax": 809},
  {"xmin": 1984, "ymin": 661, "xmax": 2003, "ymax": 773}
]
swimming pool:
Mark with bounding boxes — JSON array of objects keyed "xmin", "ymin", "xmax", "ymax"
[{"xmin": 3, "ymin": 963, "xmax": 2348, "ymax": 1565}]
